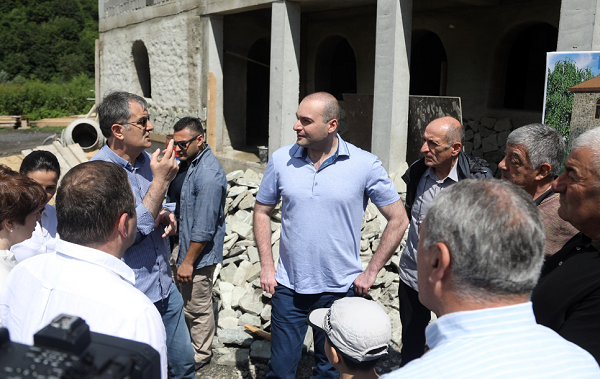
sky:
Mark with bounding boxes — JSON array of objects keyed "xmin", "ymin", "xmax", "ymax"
[{"xmin": 547, "ymin": 51, "xmax": 600, "ymax": 77}]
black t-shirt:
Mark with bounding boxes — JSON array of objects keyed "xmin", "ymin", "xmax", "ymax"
[{"xmin": 166, "ymin": 161, "xmax": 189, "ymax": 237}]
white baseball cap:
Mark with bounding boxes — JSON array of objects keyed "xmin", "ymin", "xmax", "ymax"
[{"xmin": 308, "ymin": 297, "xmax": 391, "ymax": 363}]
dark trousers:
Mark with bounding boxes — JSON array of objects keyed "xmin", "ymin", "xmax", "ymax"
[
  {"xmin": 398, "ymin": 280, "xmax": 431, "ymax": 366},
  {"xmin": 267, "ymin": 285, "xmax": 354, "ymax": 379}
]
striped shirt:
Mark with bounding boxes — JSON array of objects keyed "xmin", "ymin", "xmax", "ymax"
[
  {"xmin": 382, "ymin": 302, "xmax": 600, "ymax": 378},
  {"xmin": 91, "ymin": 145, "xmax": 172, "ymax": 303}
]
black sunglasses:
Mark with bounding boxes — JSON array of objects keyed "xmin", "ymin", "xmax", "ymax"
[
  {"xmin": 121, "ymin": 116, "xmax": 150, "ymax": 130},
  {"xmin": 174, "ymin": 135, "xmax": 200, "ymax": 150}
]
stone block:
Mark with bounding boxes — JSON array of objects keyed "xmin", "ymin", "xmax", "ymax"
[
  {"xmin": 219, "ymin": 281, "xmax": 234, "ymax": 309},
  {"xmin": 473, "ymin": 133, "xmax": 481, "ymax": 150},
  {"xmin": 463, "ymin": 141, "xmax": 473, "ymax": 154},
  {"xmin": 220, "ymin": 263, "xmax": 237, "ymax": 283},
  {"xmin": 483, "ymin": 151, "xmax": 504, "ymax": 165},
  {"xmin": 216, "ymin": 348, "xmax": 250, "ymax": 366},
  {"xmin": 217, "ymin": 329, "xmax": 254, "ymax": 347},
  {"xmin": 468, "ymin": 119, "xmax": 479, "ymax": 132},
  {"xmin": 250, "ymin": 340, "xmax": 271, "ymax": 360},
  {"xmin": 227, "ymin": 245, "xmax": 246, "ymax": 258},
  {"xmin": 246, "ymin": 262, "xmax": 262, "ymax": 283},
  {"xmin": 232, "ymin": 285, "xmax": 250, "ymax": 308},
  {"xmin": 218, "ymin": 316, "xmax": 239, "ymax": 330},
  {"xmin": 465, "ymin": 129, "xmax": 474, "ymax": 141},
  {"xmin": 481, "ymin": 134, "xmax": 498, "ymax": 153},
  {"xmin": 479, "ymin": 127, "xmax": 494, "ymax": 138},
  {"xmin": 392, "ymin": 172, "xmax": 406, "ymax": 193},
  {"xmin": 472, "ymin": 148, "xmax": 483, "ymax": 159},
  {"xmin": 238, "ymin": 313, "xmax": 261, "ymax": 327},
  {"xmin": 230, "ymin": 219, "xmax": 254, "ymax": 240},
  {"xmin": 272, "ymin": 243, "xmax": 280, "ymax": 264},
  {"xmin": 260, "ymin": 304, "xmax": 272, "ymax": 321},
  {"xmin": 239, "ymin": 289, "xmax": 264, "ymax": 315},
  {"xmin": 228, "ymin": 185, "xmax": 248, "ymax": 198},
  {"xmin": 233, "ymin": 209, "xmax": 253, "ymax": 224},
  {"xmin": 223, "ymin": 233, "xmax": 239, "ymax": 251},
  {"xmin": 498, "ymin": 130, "xmax": 510, "ymax": 147},
  {"xmin": 238, "ymin": 193, "xmax": 256, "ymax": 210},
  {"xmin": 226, "ymin": 170, "xmax": 244, "ymax": 182},
  {"xmin": 243, "ymin": 169, "xmax": 261, "ymax": 181},
  {"xmin": 236, "ymin": 177, "xmax": 260, "ymax": 188},
  {"xmin": 480, "ymin": 117, "xmax": 496, "ymax": 129},
  {"xmin": 223, "ymin": 254, "xmax": 248, "ymax": 266},
  {"xmin": 360, "ymin": 239, "xmax": 369, "ymax": 251},
  {"xmin": 247, "ymin": 246, "xmax": 260, "ymax": 263},
  {"xmin": 493, "ymin": 118, "xmax": 512, "ymax": 132},
  {"xmin": 233, "ymin": 260, "xmax": 253, "ymax": 286},
  {"xmin": 303, "ymin": 327, "xmax": 313, "ymax": 354},
  {"xmin": 235, "ymin": 240, "xmax": 256, "ymax": 248},
  {"xmin": 271, "ymin": 227, "xmax": 281, "ymax": 245},
  {"xmin": 219, "ymin": 308, "xmax": 238, "ymax": 319}
]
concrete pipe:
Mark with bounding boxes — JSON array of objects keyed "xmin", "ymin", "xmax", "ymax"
[{"xmin": 62, "ymin": 119, "xmax": 105, "ymax": 152}]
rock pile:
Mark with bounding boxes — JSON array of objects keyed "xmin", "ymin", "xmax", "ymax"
[{"xmin": 211, "ymin": 168, "xmax": 407, "ymax": 367}]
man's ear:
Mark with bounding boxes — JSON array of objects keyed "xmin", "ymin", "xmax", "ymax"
[
  {"xmin": 327, "ymin": 119, "xmax": 338, "ymax": 134},
  {"xmin": 117, "ymin": 213, "xmax": 130, "ymax": 239},
  {"xmin": 450, "ymin": 142, "xmax": 462, "ymax": 157},
  {"xmin": 111, "ymin": 123, "xmax": 125, "ymax": 141},
  {"xmin": 429, "ymin": 242, "xmax": 452, "ymax": 284},
  {"xmin": 329, "ymin": 344, "xmax": 342, "ymax": 365},
  {"xmin": 197, "ymin": 133, "xmax": 205, "ymax": 148},
  {"xmin": 535, "ymin": 163, "xmax": 552, "ymax": 181}
]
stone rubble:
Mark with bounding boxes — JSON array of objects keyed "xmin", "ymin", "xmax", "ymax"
[{"xmin": 211, "ymin": 168, "xmax": 409, "ymax": 367}]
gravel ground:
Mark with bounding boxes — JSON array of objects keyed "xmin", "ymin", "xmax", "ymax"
[
  {"xmin": 196, "ymin": 345, "xmax": 403, "ymax": 379},
  {"xmin": 0, "ymin": 130, "xmax": 58, "ymax": 157}
]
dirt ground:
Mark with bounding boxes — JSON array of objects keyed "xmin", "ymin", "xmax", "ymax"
[
  {"xmin": 0, "ymin": 130, "xmax": 58, "ymax": 157},
  {"xmin": 196, "ymin": 346, "xmax": 403, "ymax": 379}
]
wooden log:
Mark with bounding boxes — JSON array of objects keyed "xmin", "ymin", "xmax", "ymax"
[{"xmin": 244, "ymin": 324, "xmax": 271, "ymax": 341}]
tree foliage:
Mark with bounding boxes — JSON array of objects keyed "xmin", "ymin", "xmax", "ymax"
[
  {"xmin": 544, "ymin": 58, "xmax": 595, "ymax": 139},
  {"xmin": 0, "ymin": 0, "xmax": 98, "ymax": 82}
]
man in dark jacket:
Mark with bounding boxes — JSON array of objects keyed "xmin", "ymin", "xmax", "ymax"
[{"xmin": 398, "ymin": 116, "xmax": 492, "ymax": 366}]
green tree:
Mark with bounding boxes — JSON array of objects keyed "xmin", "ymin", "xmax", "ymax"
[{"xmin": 544, "ymin": 58, "xmax": 595, "ymax": 139}]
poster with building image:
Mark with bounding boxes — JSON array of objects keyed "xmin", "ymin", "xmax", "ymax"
[{"xmin": 543, "ymin": 51, "xmax": 600, "ymax": 142}]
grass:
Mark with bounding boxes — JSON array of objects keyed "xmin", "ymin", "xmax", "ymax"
[{"xmin": 0, "ymin": 126, "xmax": 66, "ymax": 134}]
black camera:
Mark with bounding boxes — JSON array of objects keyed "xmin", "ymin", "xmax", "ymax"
[{"xmin": 0, "ymin": 314, "xmax": 160, "ymax": 379}]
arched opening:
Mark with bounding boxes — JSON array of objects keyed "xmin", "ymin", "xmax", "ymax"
[
  {"xmin": 245, "ymin": 38, "xmax": 270, "ymax": 147},
  {"xmin": 315, "ymin": 36, "xmax": 357, "ymax": 100},
  {"xmin": 503, "ymin": 23, "xmax": 557, "ymax": 110},
  {"xmin": 132, "ymin": 41, "xmax": 151, "ymax": 98},
  {"xmin": 595, "ymin": 99, "xmax": 600, "ymax": 119},
  {"xmin": 410, "ymin": 31, "xmax": 447, "ymax": 96}
]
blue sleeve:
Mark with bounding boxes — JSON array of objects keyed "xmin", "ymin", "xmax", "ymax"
[
  {"xmin": 190, "ymin": 169, "xmax": 226, "ymax": 243},
  {"xmin": 136, "ymin": 203, "xmax": 156, "ymax": 235},
  {"xmin": 255, "ymin": 157, "xmax": 280, "ymax": 205},
  {"xmin": 365, "ymin": 158, "xmax": 400, "ymax": 207}
]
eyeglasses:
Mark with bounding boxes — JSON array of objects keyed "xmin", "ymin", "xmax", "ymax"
[
  {"xmin": 174, "ymin": 135, "xmax": 200, "ymax": 150},
  {"xmin": 120, "ymin": 116, "xmax": 150, "ymax": 130}
]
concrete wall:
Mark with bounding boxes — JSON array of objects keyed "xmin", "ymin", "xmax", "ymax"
[
  {"xmin": 99, "ymin": 1, "xmax": 205, "ymax": 134},
  {"xmin": 411, "ymin": 0, "xmax": 561, "ymax": 127},
  {"xmin": 570, "ymin": 92, "xmax": 600, "ymax": 140}
]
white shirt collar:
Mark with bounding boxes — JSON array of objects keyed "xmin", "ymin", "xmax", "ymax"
[{"xmin": 55, "ymin": 239, "xmax": 136, "ymax": 285}]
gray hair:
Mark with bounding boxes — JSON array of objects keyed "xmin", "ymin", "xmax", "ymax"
[
  {"xmin": 571, "ymin": 127, "xmax": 600, "ymax": 176},
  {"xmin": 506, "ymin": 124, "xmax": 565, "ymax": 177},
  {"xmin": 423, "ymin": 179, "xmax": 545, "ymax": 302},
  {"xmin": 98, "ymin": 91, "xmax": 148, "ymax": 138}
]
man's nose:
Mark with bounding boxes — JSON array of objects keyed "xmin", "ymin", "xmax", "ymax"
[
  {"xmin": 293, "ymin": 120, "xmax": 302, "ymax": 131},
  {"xmin": 498, "ymin": 156, "xmax": 507, "ymax": 171},
  {"xmin": 420, "ymin": 141, "xmax": 428, "ymax": 153},
  {"xmin": 146, "ymin": 120, "xmax": 155, "ymax": 132}
]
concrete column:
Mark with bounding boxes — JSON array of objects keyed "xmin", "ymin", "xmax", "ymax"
[
  {"xmin": 371, "ymin": 0, "xmax": 412, "ymax": 174},
  {"xmin": 206, "ymin": 15, "xmax": 224, "ymax": 152},
  {"xmin": 268, "ymin": 1, "xmax": 301, "ymax": 155},
  {"xmin": 557, "ymin": 0, "xmax": 600, "ymax": 50}
]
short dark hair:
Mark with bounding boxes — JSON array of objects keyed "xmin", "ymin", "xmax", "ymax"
[
  {"xmin": 173, "ymin": 117, "xmax": 205, "ymax": 136},
  {"xmin": 98, "ymin": 91, "xmax": 148, "ymax": 138},
  {"xmin": 20, "ymin": 150, "xmax": 61, "ymax": 177},
  {"xmin": 0, "ymin": 164, "xmax": 46, "ymax": 230},
  {"xmin": 57, "ymin": 161, "xmax": 135, "ymax": 246},
  {"xmin": 327, "ymin": 337, "xmax": 381, "ymax": 373}
]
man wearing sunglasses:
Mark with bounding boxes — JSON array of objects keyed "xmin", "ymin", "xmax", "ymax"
[
  {"xmin": 167, "ymin": 117, "xmax": 227, "ymax": 371},
  {"xmin": 91, "ymin": 91, "xmax": 195, "ymax": 379}
]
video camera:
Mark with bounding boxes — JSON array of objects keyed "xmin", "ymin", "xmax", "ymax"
[{"xmin": 0, "ymin": 314, "xmax": 160, "ymax": 379}]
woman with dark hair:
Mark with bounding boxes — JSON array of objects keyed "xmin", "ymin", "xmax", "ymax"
[
  {"xmin": 10, "ymin": 151, "xmax": 61, "ymax": 262},
  {"xmin": 0, "ymin": 165, "xmax": 46, "ymax": 290}
]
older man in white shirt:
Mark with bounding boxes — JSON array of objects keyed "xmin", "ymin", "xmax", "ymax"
[{"xmin": 0, "ymin": 161, "xmax": 167, "ymax": 379}]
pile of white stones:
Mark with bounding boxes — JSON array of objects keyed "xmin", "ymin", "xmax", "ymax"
[{"xmin": 211, "ymin": 168, "xmax": 408, "ymax": 367}]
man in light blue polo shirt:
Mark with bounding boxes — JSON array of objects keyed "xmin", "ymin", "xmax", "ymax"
[
  {"xmin": 382, "ymin": 179, "xmax": 600, "ymax": 379},
  {"xmin": 254, "ymin": 92, "xmax": 409, "ymax": 379}
]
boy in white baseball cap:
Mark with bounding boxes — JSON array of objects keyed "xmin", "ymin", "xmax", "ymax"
[{"xmin": 308, "ymin": 297, "xmax": 392, "ymax": 379}]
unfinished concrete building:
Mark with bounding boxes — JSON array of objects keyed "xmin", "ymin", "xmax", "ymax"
[{"xmin": 97, "ymin": 0, "xmax": 600, "ymax": 176}]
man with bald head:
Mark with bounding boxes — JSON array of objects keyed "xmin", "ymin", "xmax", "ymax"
[
  {"xmin": 398, "ymin": 116, "xmax": 492, "ymax": 365},
  {"xmin": 254, "ymin": 92, "xmax": 409, "ymax": 379}
]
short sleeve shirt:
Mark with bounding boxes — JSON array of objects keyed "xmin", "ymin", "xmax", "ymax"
[{"xmin": 256, "ymin": 136, "xmax": 399, "ymax": 294}]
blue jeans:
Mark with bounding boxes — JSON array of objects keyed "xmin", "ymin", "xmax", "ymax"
[
  {"xmin": 154, "ymin": 285, "xmax": 195, "ymax": 379},
  {"xmin": 267, "ymin": 285, "xmax": 354, "ymax": 379}
]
